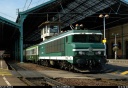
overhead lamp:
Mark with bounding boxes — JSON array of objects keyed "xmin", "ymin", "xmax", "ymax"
[
  {"xmin": 105, "ymin": 14, "xmax": 109, "ymax": 19},
  {"xmin": 99, "ymin": 14, "xmax": 103, "ymax": 18}
]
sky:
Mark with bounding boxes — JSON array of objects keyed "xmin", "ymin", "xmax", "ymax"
[
  {"xmin": 0, "ymin": 0, "xmax": 50, "ymax": 22},
  {"xmin": 0, "ymin": 0, "xmax": 128, "ymax": 22}
]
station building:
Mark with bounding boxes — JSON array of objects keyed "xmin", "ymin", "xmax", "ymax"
[{"xmin": 106, "ymin": 23, "xmax": 128, "ymax": 59}]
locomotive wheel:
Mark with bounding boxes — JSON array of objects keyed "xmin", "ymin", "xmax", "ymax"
[
  {"xmin": 41, "ymin": 60, "xmax": 45, "ymax": 66},
  {"xmin": 64, "ymin": 62, "xmax": 70, "ymax": 70},
  {"xmin": 60, "ymin": 61, "xmax": 66, "ymax": 70},
  {"xmin": 60, "ymin": 61, "xmax": 64, "ymax": 69},
  {"xmin": 68, "ymin": 64, "xmax": 74, "ymax": 71},
  {"xmin": 64, "ymin": 66, "xmax": 68, "ymax": 70},
  {"xmin": 68, "ymin": 64, "xmax": 72, "ymax": 71},
  {"xmin": 41, "ymin": 60, "xmax": 49, "ymax": 66},
  {"xmin": 44, "ymin": 60, "xmax": 49, "ymax": 66}
]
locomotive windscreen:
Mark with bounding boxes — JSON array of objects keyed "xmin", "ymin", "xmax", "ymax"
[{"xmin": 72, "ymin": 34, "xmax": 101, "ymax": 43}]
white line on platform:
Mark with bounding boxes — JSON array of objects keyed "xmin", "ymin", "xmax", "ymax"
[{"xmin": 2, "ymin": 75, "xmax": 11, "ymax": 86}]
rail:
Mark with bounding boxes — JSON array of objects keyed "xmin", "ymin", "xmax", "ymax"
[{"xmin": 7, "ymin": 62, "xmax": 68, "ymax": 86}]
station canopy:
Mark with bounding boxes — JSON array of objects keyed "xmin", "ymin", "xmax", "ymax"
[
  {"xmin": 0, "ymin": 16, "xmax": 19, "ymax": 51},
  {"xmin": 17, "ymin": 0, "xmax": 128, "ymax": 48}
]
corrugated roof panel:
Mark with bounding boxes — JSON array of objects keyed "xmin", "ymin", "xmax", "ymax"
[
  {"xmin": 121, "ymin": 0, "xmax": 128, "ymax": 3},
  {"xmin": 60, "ymin": 0, "xmax": 117, "ymax": 28}
]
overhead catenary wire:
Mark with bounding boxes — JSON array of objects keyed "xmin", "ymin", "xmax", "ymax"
[
  {"xmin": 0, "ymin": 12, "xmax": 16, "ymax": 20},
  {"xmin": 22, "ymin": 0, "xmax": 49, "ymax": 12},
  {"xmin": 36, "ymin": 0, "xmax": 40, "ymax": 5},
  {"xmin": 23, "ymin": 0, "xmax": 28, "ymax": 11},
  {"xmin": 27, "ymin": 0, "xmax": 33, "ymax": 10},
  {"xmin": 36, "ymin": 0, "xmax": 46, "ymax": 6},
  {"xmin": 29, "ymin": 0, "xmax": 48, "ymax": 8}
]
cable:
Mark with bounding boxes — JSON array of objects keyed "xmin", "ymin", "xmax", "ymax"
[
  {"xmin": 27, "ymin": 0, "xmax": 41, "ymax": 8},
  {"xmin": 23, "ymin": 0, "xmax": 28, "ymax": 11},
  {"xmin": 27, "ymin": 0, "xmax": 33, "ymax": 10},
  {"xmin": 37, "ymin": 0, "xmax": 46, "ymax": 5},
  {"xmin": 0, "ymin": 12, "xmax": 16, "ymax": 19},
  {"xmin": 36, "ymin": 0, "xmax": 41, "ymax": 5},
  {"xmin": 30, "ymin": 0, "xmax": 47, "ymax": 8}
]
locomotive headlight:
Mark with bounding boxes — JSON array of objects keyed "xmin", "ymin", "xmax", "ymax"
[
  {"xmin": 95, "ymin": 51, "xmax": 101, "ymax": 55},
  {"xmin": 78, "ymin": 51, "xmax": 85, "ymax": 55},
  {"xmin": 75, "ymin": 51, "xmax": 86, "ymax": 55},
  {"xmin": 79, "ymin": 51, "xmax": 83, "ymax": 55}
]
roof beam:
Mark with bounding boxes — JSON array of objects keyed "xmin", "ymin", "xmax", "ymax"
[{"xmin": 0, "ymin": 16, "xmax": 20, "ymax": 28}]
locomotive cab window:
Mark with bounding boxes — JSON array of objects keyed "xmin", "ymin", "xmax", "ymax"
[
  {"xmin": 72, "ymin": 35, "xmax": 86, "ymax": 43},
  {"xmin": 72, "ymin": 34, "xmax": 101, "ymax": 43},
  {"xmin": 88, "ymin": 34, "xmax": 101, "ymax": 43}
]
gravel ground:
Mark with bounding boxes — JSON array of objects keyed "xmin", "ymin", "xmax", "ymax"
[
  {"xmin": 17, "ymin": 62, "xmax": 128, "ymax": 86},
  {"xmin": 17, "ymin": 62, "xmax": 59, "ymax": 71},
  {"xmin": 56, "ymin": 78, "xmax": 128, "ymax": 86}
]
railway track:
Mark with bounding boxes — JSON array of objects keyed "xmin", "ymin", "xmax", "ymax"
[
  {"xmin": 7, "ymin": 62, "xmax": 68, "ymax": 86},
  {"xmin": 17, "ymin": 62, "xmax": 128, "ymax": 86},
  {"xmin": 6, "ymin": 61, "xmax": 128, "ymax": 86}
]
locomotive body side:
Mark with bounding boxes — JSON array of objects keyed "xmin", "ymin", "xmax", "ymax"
[{"xmin": 38, "ymin": 31, "xmax": 71, "ymax": 66}]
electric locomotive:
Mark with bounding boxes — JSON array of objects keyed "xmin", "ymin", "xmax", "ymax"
[{"xmin": 24, "ymin": 21, "xmax": 107, "ymax": 72}]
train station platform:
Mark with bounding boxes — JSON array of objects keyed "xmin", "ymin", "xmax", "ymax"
[
  {"xmin": 107, "ymin": 59, "xmax": 128, "ymax": 65},
  {"xmin": 0, "ymin": 58, "xmax": 27, "ymax": 86},
  {"xmin": 106, "ymin": 59, "xmax": 128, "ymax": 76}
]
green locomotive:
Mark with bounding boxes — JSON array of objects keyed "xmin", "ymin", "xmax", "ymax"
[{"xmin": 24, "ymin": 21, "xmax": 107, "ymax": 72}]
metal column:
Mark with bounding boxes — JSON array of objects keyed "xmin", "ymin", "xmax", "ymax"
[
  {"xmin": 19, "ymin": 14, "xmax": 26, "ymax": 63},
  {"xmin": 121, "ymin": 25, "xmax": 124, "ymax": 59},
  {"xmin": 15, "ymin": 39, "xmax": 19, "ymax": 60},
  {"xmin": 16, "ymin": 39, "xmax": 19, "ymax": 61}
]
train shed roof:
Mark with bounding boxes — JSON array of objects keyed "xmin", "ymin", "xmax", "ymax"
[
  {"xmin": 17, "ymin": 0, "xmax": 128, "ymax": 48},
  {"xmin": 16, "ymin": 0, "xmax": 128, "ymax": 48}
]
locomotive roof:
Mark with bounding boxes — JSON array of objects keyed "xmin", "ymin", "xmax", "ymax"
[
  {"xmin": 39, "ymin": 29, "xmax": 102, "ymax": 45},
  {"xmin": 26, "ymin": 44, "xmax": 38, "ymax": 50}
]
